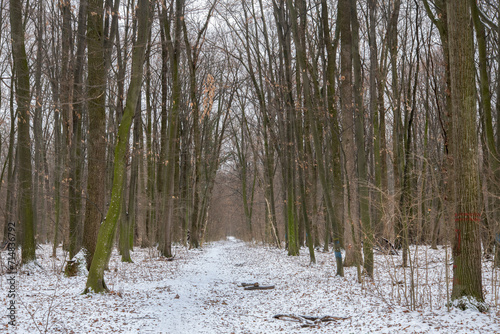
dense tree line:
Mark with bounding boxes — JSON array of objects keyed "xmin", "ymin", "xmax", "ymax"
[{"xmin": 1, "ymin": 0, "xmax": 498, "ymax": 309}]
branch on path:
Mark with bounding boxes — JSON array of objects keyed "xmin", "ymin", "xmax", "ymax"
[
  {"xmin": 238, "ymin": 282, "xmax": 275, "ymax": 290},
  {"xmin": 244, "ymin": 285, "xmax": 275, "ymax": 290},
  {"xmin": 273, "ymin": 314, "xmax": 350, "ymax": 328}
]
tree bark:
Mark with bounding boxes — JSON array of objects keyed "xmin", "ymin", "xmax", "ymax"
[
  {"xmin": 83, "ymin": 0, "xmax": 108, "ymax": 269},
  {"xmin": 339, "ymin": 0, "xmax": 361, "ymax": 276},
  {"xmin": 10, "ymin": 0, "xmax": 36, "ymax": 264},
  {"xmin": 446, "ymin": 0, "xmax": 485, "ymax": 310}
]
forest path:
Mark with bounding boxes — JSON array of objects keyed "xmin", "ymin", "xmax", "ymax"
[{"xmin": 148, "ymin": 237, "xmax": 267, "ymax": 333}]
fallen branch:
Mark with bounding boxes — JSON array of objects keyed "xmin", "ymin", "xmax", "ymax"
[
  {"xmin": 238, "ymin": 282, "xmax": 275, "ymax": 290},
  {"xmin": 273, "ymin": 314, "xmax": 349, "ymax": 327},
  {"xmin": 240, "ymin": 282, "xmax": 259, "ymax": 287},
  {"xmin": 244, "ymin": 285, "xmax": 275, "ymax": 290}
]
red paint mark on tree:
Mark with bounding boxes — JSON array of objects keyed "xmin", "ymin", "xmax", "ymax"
[
  {"xmin": 454, "ymin": 228, "xmax": 461, "ymax": 256},
  {"xmin": 454, "ymin": 212, "xmax": 481, "ymax": 222}
]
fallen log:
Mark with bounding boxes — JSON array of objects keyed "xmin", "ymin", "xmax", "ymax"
[{"xmin": 273, "ymin": 314, "xmax": 349, "ymax": 327}]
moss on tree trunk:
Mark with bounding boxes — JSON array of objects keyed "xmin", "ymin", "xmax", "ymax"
[{"xmin": 85, "ymin": 0, "xmax": 149, "ymax": 293}]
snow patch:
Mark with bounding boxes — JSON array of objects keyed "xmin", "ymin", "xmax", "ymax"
[
  {"xmin": 450, "ymin": 296, "xmax": 489, "ymax": 313},
  {"xmin": 4, "ymin": 243, "xmax": 500, "ymax": 333},
  {"xmin": 19, "ymin": 260, "xmax": 44, "ymax": 275},
  {"xmin": 71, "ymin": 249, "xmax": 89, "ymax": 277}
]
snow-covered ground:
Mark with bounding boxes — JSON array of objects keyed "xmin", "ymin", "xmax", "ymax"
[{"xmin": 2, "ymin": 237, "xmax": 500, "ymax": 333}]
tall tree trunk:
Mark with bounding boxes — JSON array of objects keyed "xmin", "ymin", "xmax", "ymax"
[
  {"xmin": 351, "ymin": 0, "xmax": 373, "ymax": 277},
  {"xmin": 470, "ymin": 0, "xmax": 499, "ymax": 263},
  {"xmin": 85, "ymin": 0, "xmax": 149, "ymax": 293},
  {"xmin": 60, "ymin": 0, "xmax": 73, "ymax": 255},
  {"xmin": 3, "ymin": 79, "xmax": 16, "ymax": 244},
  {"xmin": 120, "ymin": 98, "xmax": 141, "ymax": 263},
  {"xmin": 390, "ymin": 0, "xmax": 404, "ymax": 251},
  {"xmin": 83, "ymin": 0, "xmax": 108, "ymax": 269},
  {"xmin": 10, "ymin": 0, "xmax": 36, "ymax": 263},
  {"xmin": 52, "ymin": 77, "xmax": 62, "ymax": 257},
  {"xmin": 144, "ymin": 32, "xmax": 155, "ymax": 247},
  {"xmin": 446, "ymin": 0, "xmax": 485, "ymax": 310},
  {"xmin": 33, "ymin": 0, "xmax": 47, "ymax": 243},
  {"xmin": 369, "ymin": 0, "xmax": 383, "ymax": 239},
  {"xmin": 158, "ymin": 2, "xmax": 169, "ymax": 250},
  {"xmin": 339, "ymin": 0, "xmax": 361, "ymax": 276},
  {"xmin": 321, "ymin": 0, "xmax": 343, "ymax": 260},
  {"xmin": 69, "ymin": 0, "xmax": 88, "ymax": 260}
]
